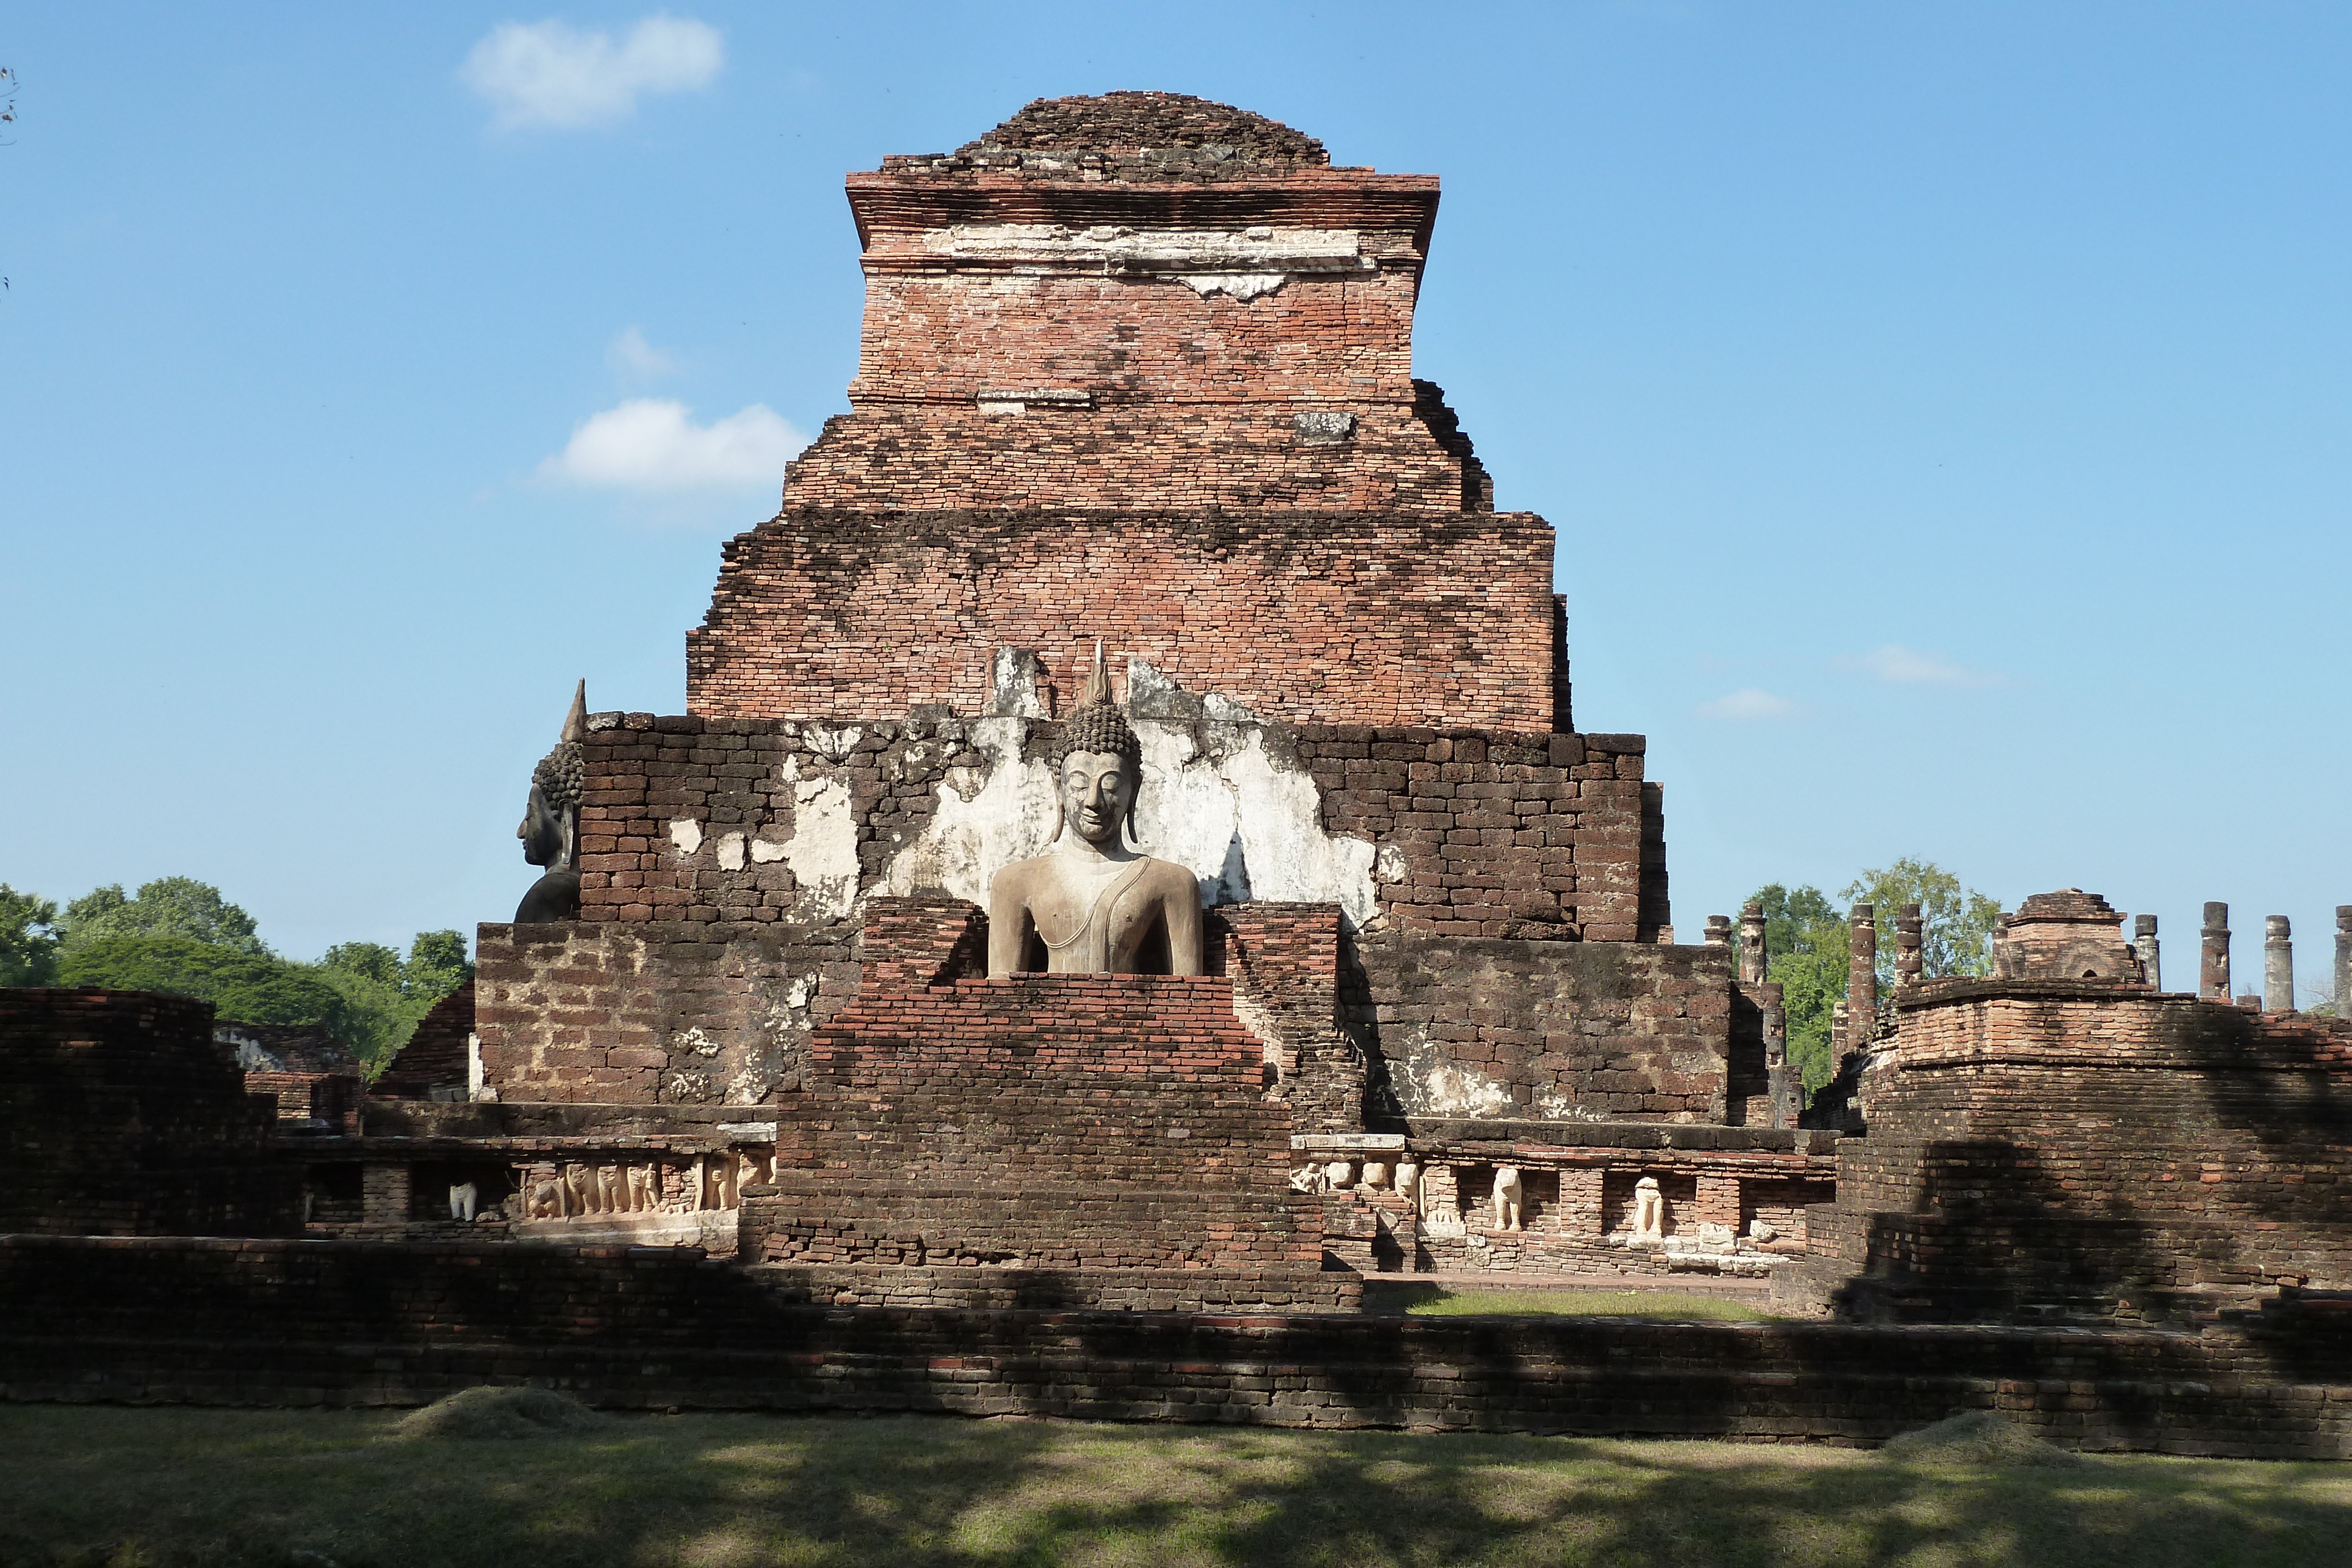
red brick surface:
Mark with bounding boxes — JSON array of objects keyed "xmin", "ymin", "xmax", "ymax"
[
  {"xmin": 688, "ymin": 511, "xmax": 1545, "ymax": 728},
  {"xmin": 745, "ymin": 903, "xmax": 1317, "ymax": 1275}
]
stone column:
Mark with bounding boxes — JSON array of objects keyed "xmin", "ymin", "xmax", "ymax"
[
  {"xmin": 1759, "ymin": 982, "xmax": 1798, "ymax": 1129},
  {"xmin": 1703, "ymin": 914, "xmax": 1731, "ymax": 950},
  {"xmin": 2265, "ymin": 916, "xmax": 2294, "ymax": 1014},
  {"xmin": 2337, "ymin": 907, "xmax": 2351, "ymax": 1020},
  {"xmin": 1848, "ymin": 905, "xmax": 1878, "ymax": 1047},
  {"xmin": 1895, "ymin": 903, "xmax": 1923, "ymax": 991},
  {"xmin": 1738, "ymin": 901, "xmax": 1768, "ymax": 985},
  {"xmin": 2201, "ymin": 902, "xmax": 2231, "ymax": 1001},
  {"xmin": 2133, "ymin": 914, "xmax": 2160, "ymax": 990}
]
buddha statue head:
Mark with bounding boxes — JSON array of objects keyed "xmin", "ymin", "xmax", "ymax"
[
  {"xmin": 514, "ymin": 681, "xmax": 587, "ymax": 923},
  {"xmin": 1051, "ymin": 644, "xmax": 1144, "ymax": 850},
  {"xmin": 519, "ymin": 680, "xmax": 587, "ymax": 871}
]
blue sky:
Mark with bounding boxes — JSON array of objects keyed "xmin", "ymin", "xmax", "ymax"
[{"xmin": 2, "ymin": 4, "xmax": 2346, "ymax": 994}]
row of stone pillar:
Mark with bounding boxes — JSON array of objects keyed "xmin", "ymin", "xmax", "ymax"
[
  {"xmin": 1709, "ymin": 898, "xmax": 2351, "ymax": 1037},
  {"xmin": 2188, "ymin": 904, "xmax": 2352, "ymax": 1014}
]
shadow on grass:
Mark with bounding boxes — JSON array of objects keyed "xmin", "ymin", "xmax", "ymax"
[{"xmin": 2, "ymin": 1405, "xmax": 2348, "ymax": 1568}]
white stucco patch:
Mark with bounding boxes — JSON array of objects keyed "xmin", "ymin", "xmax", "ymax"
[
  {"xmin": 668, "ymin": 818, "xmax": 703, "ymax": 858},
  {"xmin": 879, "ymin": 717, "xmax": 1059, "ymax": 905},
  {"xmin": 800, "ymin": 725, "xmax": 862, "ymax": 764},
  {"xmin": 782, "ymin": 774, "xmax": 859, "ymax": 920},
  {"xmin": 1405, "ymin": 1057, "xmax": 1518, "ymax": 1118},
  {"xmin": 715, "ymin": 832, "xmax": 746, "ymax": 872},
  {"xmin": 749, "ymin": 837, "xmax": 789, "ymax": 864},
  {"xmin": 1178, "ymin": 272, "xmax": 1288, "ymax": 300},
  {"xmin": 880, "ymin": 714, "xmax": 1381, "ymax": 929}
]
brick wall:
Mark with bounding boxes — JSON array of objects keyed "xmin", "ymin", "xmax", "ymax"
[
  {"xmin": 474, "ymin": 922, "xmax": 857, "ymax": 1106},
  {"xmin": 1217, "ymin": 901, "xmax": 1365, "ymax": 1131},
  {"xmin": 7, "ymin": 1233, "xmax": 2351, "ymax": 1456},
  {"xmin": 572, "ymin": 715, "xmax": 1662, "ymax": 944},
  {"xmin": 779, "ymin": 104, "xmax": 1489, "ymax": 518},
  {"xmin": 687, "ymin": 511, "xmax": 1553, "ymax": 729},
  {"xmin": 1292, "ymin": 728, "xmax": 1657, "ymax": 941},
  {"xmin": 1792, "ymin": 981, "xmax": 2352, "ymax": 1322},
  {"xmin": 744, "ymin": 927, "xmax": 1318, "ymax": 1276},
  {"xmin": 0, "ymin": 990, "xmax": 302, "ymax": 1236},
  {"xmin": 1357, "ymin": 937, "xmax": 1733, "ymax": 1124}
]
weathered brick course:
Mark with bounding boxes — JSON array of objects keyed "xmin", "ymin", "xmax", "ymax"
[
  {"xmin": 688, "ymin": 511, "xmax": 1548, "ymax": 728},
  {"xmin": 8, "ymin": 1234, "xmax": 2350, "ymax": 1456}
]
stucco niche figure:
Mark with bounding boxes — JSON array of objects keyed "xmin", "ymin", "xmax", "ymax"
[
  {"xmin": 987, "ymin": 646, "xmax": 1203, "ymax": 975},
  {"xmin": 1492, "ymin": 1165, "xmax": 1524, "ymax": 1232},
  {"xmin": 515, "ymin": 680, "xmax": 587, "ymax": 923},
  {"xmin": 1631, "ymin": 1175, "xmax": 1666, "ymax": 1243}
]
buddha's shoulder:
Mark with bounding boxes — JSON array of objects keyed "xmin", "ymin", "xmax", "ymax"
[
  {"xmin": 987, "ymin": 854, "xmax": 1053, "ymax": 895},
  {"xmin": 1132, "ymin": 855, "xmax": 1201, "ymax": 895}
]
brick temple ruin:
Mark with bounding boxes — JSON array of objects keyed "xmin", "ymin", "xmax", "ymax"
[{"xmin": 6, "ymin": 93, "xmax": 2350, "ymax": 1453}]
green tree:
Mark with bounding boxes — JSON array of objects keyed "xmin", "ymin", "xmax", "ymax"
[
  {"xmin": 401, "ymin": 930, "xmax": 473, "ymax": 1000},
  {"xmin": 313, "ymin": 930, "xmax": 475, "ymax": 1075},
  {"xmin": 0, "ymin": 884, "xmax": 61, "ymax": 985},
  {"xmin": 56, "ymin": 934, "xmax": 356, "ymax": 1034},
  {"xmin": 1738, "ymin": 884, "xmax": 1851, "ymax": 1096},
  {"xmin": 59, "ymin": 877, "xmax": 268, "ymax": 957},
  {"xmin": 1840, "ymin": 858, "xmax": 2001, "ymax": 989},
  {"xmin": 319, "ymin": 941, "xmax": 402, "ymax": 987}
]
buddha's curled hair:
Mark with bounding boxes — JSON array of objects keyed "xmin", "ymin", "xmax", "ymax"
[
  {"xmin": 532, "ymin": 741, "xmax": 586, "ymax": 813},
  {"xmin": 1055, "ymin": 701, "xmax": 1142, "ymax": 771}
]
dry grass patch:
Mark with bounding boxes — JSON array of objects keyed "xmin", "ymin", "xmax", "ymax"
[{"xmin": 0, "ymin": 1403, "xmax": 2344, "ymax": 1567}]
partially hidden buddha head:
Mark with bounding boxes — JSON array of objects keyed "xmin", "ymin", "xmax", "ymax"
[{"xmin": 519, "ymin": 680, "xmax": 587, "ymax": 870}]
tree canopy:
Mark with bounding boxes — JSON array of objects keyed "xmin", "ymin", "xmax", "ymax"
[
  {"xmin": 7, "ymin": 875, "xmax": 473, "ymax": 1078},
  {"xmin": 0, "ymin": 884, "xmax": 61, "ymax": 985},
  {"xmin": 56, "ymin": 934, "xmax": 356, "ymax": 1034},
  {"xmin": 61, "ymin": 877, "xmax": 269, "ymax": 957}
]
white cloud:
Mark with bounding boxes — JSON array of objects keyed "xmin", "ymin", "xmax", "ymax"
[
  {"xmin": 462, "ymin": 16, "xmax": 723, "ymax": 130},
  {"xmin": 1697, "ymin": 688, "xmax": 1800, "ymax": 720},
  {"xmin": 539, "ymin": 399, "xmax": 806, "ymax": 490},
  {"xmin": 1848, "ymin": 644, "xmax": 2005, "ymax": 688},
  {"xmin": 606, "ymin": 326, "xmax": 680, "ymax": 383}
]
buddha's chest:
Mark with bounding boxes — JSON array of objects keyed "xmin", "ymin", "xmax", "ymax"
[{"xmin": 1030, "ymin": 861, "xmax": 1157, "ymax": 964}]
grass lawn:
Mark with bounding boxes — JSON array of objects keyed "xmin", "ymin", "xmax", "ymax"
[
  {"xmin": 1, "ymin": 1404, "xmax": 2347, "ymax": 1567},
  {"xmin": 1389, "ymin": 1285, "xmax": 1776, "ymax": 1321}
]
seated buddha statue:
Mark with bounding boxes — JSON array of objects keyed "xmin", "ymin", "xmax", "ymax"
[{"xmin": 987, "ymin": 649, "xmax": 1202, "ymax": 975}]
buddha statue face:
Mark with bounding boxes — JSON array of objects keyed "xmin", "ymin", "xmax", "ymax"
[
  {"xmin": 517, "ymin": 781, "xmax": 572, "ymax": 869},
  {"xmin": 1059, "ymin": 749, "xmax": 1135, "ymax": 847}
]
